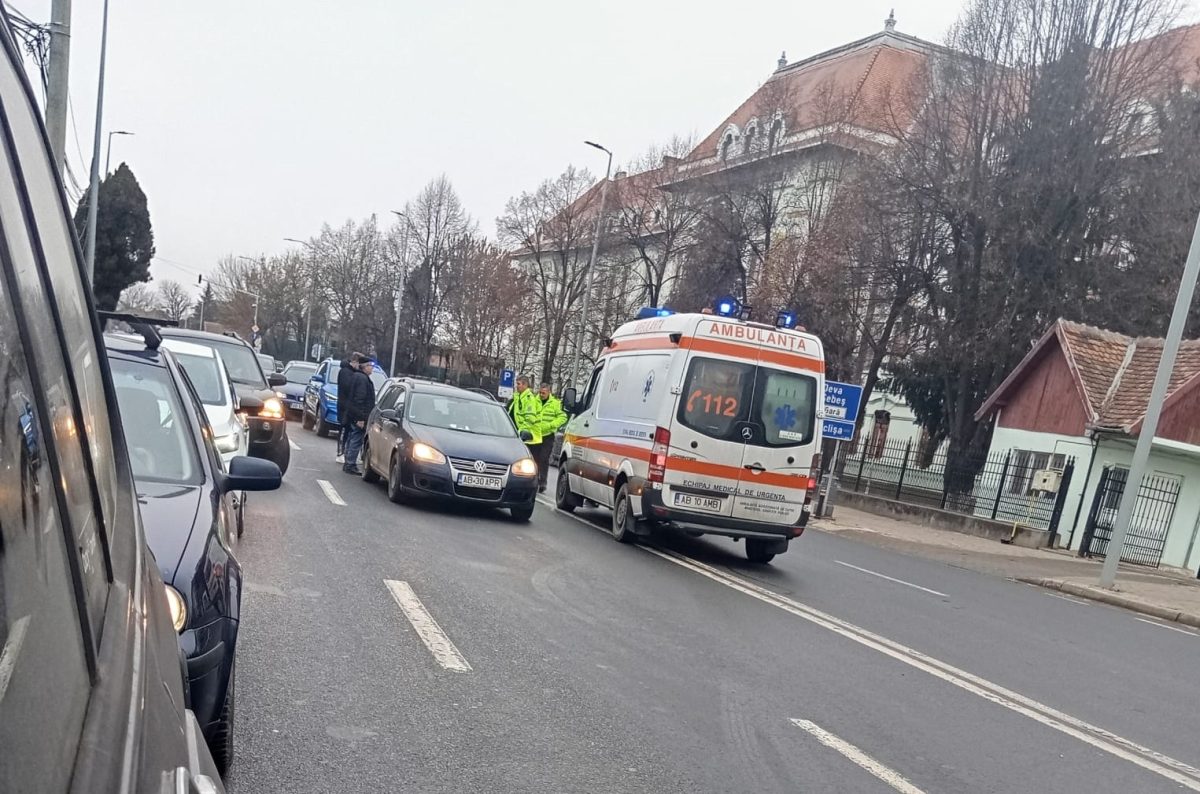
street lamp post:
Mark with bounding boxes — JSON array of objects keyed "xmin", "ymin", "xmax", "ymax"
[
  {"xmin": 105, "ymin": 130, "xmax": 133, "ymax": 174},
  {"xmin": 389, "ymin": 210, "xmax": 410, "ymax": 375},
  {"xmin": 569, "ymin": 140, "xmax": 613, "ymax": 389},
  {"xmin": 285, "ymin": 237, "xmax": 318, "ymax": 360},
  {"xmin": 84, "ymin": 0, "xmax": 112, "ymax": 283}
]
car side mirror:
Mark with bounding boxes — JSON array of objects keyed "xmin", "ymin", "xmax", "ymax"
[
  {"xmin": 267, "ymin": 373, "xmax": 286, "ymax": 387},
  {"xmin": 310, "ymin": 373, "xmax": 324, "ymax": 385},
  {"xmin": 379, "ymin": 408, "xmax": 398, "ymax": 422},
  {"xmin": 562, "ymin": 387, "xmax": 578, "ymax": 414},
  {"xmin": 519, "ymin": 429, "xmax": 533, "ymax": 442},
  {"xmin": 222, "ymin": 456, "xmax": 282, "ymax": 492}
]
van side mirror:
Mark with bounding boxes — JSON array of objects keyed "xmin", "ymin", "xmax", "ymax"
[{"xmin": 562, "ymin": 387, "xmax": 578, "ymax": 414}]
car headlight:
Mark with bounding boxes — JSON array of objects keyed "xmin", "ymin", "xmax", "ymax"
[
  {"xmin": 511, "ymin": 457, "xmax": 537, "ymax": 477},
  {"xmin": 214, "ymin": 430, "xmax": 240, "ymax": 453},
  {"xmin": 164, "ymin": 585, "xmax": 187, "ymax": 632},
  {"xmin": 411, "ymin": 442, "xmax": 446, "ymax": 465},
  {"xmin": 260, "ymin": 397, "xmax": 284, "ymax": 419}
]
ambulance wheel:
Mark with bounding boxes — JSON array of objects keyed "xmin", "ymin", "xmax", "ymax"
[
  {"xmin": 611, "ymin": 483, "xmax": 636, "ymax": 544},
  {"xmin": 555, "ymin": 465, "xmax": 580, "ymax": 512},
  {"xmin": 745, "ymin": 538, "xmax": 777, "ymax": 564}
]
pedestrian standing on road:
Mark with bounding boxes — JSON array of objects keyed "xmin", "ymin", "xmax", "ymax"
[
  {"xmin": 507, "ymin": 375, "xmax": 542, "ymax": 463},
  {"xmin": 336, "ymin": 352, "xmax": 362, "ymax": 464},
  {"xmin": 533, "ymin": 382, "xmax": 567, "ymax": 493},
  {"xmin": 342, "ymin": 359, "xmax": 376, "ymax": 475}
]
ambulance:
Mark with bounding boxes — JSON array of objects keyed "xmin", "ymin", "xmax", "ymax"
[{"xmin": 556, "ymin": 306, "xmax": 825, "ymax": 563}]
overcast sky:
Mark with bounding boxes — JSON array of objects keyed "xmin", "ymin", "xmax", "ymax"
[{"xmin": 19, "ymin": 1, "xmax": 965, "ymax": 288}]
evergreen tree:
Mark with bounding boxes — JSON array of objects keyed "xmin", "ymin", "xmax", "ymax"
[{"xmin": 73, "ymin": 163, "xmax": 155, "ymax": 310}]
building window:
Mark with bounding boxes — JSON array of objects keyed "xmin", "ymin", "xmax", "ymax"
[
  {"xmin": 721, "ymin": 133, "xmax": 733, "ymax": 161},
  {"xmin": 768, "ymin": 117, "xmax": 783, "ymax": 151},
  {"xmin": 1007, "ymin": 450, "xmax": 1066, "ymax": 495},
  {"xmin": 744, "ymin": 125, "xmax": 756, "ymax": 153}
]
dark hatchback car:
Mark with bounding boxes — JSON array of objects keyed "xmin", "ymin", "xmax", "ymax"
[
  {"xmin": 361, "ymin": 379, "xmax": 539, "ymax": 521},
  {"xmin": 278, "ymin": 359, "xmax": 318, "ymax": 418},
  {"xmin": 105, "ymin": 328, "xmax": 282, "ymax": 776},
  {"xmin": 0, "ymin": 7, "xmax": 225, "ymax": 790},
  {"xmin": 160, "ymin": 327, "xmax": 292, "ymax": 474}
]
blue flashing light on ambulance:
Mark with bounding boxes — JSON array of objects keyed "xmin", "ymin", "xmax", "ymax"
[{"xmin": 555, "ymin": 301, "xmax": 824, "ymax": 564}]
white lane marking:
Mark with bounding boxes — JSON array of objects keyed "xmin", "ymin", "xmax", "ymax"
[
  {"xmin": 0, "ymin": 615, "xmax": 30, "ymax": 703},
  {"xmin": 1044, "ymin": 591, "xmax": 1091, "ymax": 606},
  {"xmin": 1135, "ymin": 617, "xmax": 1199, "ymax": 637},
  {"xmin": 834, "ymin": 560, "xmax": 949, "ymax": 598},
  {"xmin": 316, "ymin": 479, "xmax": 346, "ymax": 506},
  {"xmin": 289, "ymin": 438, "xmax": 301, "ymax": 451},
  {"xmin": 637, "ymin": 546, "xmax": 1200, "ymax": 790},
  {"xmin": 541, "ymin": 499, "xmax": 1200, "ymax": 789},
  {"xmin": 384, "ymin": 580, "xmax": 472, "ymax": 672},
  {"xmin": 791, "ymin": 719, "xmax": 926, "ymax": 793}
]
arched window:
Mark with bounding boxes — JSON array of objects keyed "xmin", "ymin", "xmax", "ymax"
[
  {"xmin": 768, "ymin": 117, "xmax": 783, "ymax": 151},
  {"xmin": 744, "ymin": 125, "xmax": 756, "ymax": 153},
  {"xmin": 720, "ymin": 133, "xmax": 733, "ymax": 161}
]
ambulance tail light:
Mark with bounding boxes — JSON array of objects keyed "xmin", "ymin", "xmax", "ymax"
[
  {"xmin": 648, "ymin": 427, "xmax": 670, "ymax": 484},
  {"xmin": 797, "ymin": 452, "xmax": 823, "ymax": 535}
]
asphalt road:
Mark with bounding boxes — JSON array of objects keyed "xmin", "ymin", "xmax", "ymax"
[{"xmin": 225, "ymin": 424, "xmax": 1200, "ymax": 793}]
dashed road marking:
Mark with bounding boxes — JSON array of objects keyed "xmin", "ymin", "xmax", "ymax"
[
  {"xmin": 834, "ymin": 560, "xmax": 949, "ymax": 598},
  {"xmin": 0, "ymin": 615, "xmax": 30, "ymax": 703},
  {"xmin": 1044, "ymin": 591, "xmax": 1091, "ymax": 606},
  {"xmin": 384, "ymin": 580, "xmax": 472, "ymax": 672},
  {"xmin": 317, "ymin": 479, "xmax": 346, "ymax": 506},
  {"xmin": 1135, "ymin": 617, "xmax": 1199, "ymax": 637},
  {"xmin": 537, "ymin": 500, "xmax": 1200, "ymax": 789},
  {"xmin": 289, "ymin": 438, "xmax": 301, "ymax": 451},
  {"xmin": 791, "ymin": 719, "xmax": 925, "ymax": 793}
]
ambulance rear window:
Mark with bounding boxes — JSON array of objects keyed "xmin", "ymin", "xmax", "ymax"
[
  {"xmin": 678, "ymin": 358, "xmax": 753, "ymax": 437},
  {"xmin": 677, "ymin": 357, "xmax": 818, "ymax": 447}
]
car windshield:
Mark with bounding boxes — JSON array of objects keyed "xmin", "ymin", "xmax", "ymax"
[
  {"xmin": 284, "ymin": 363, "xmax": 317, "ymax": 384},
  {"xmin": 170, "ymin": 351, "xmax": 226, "ymax": 406},
  {"xmin": 258, "ymin": 354, "xmax": 276, "ymax": 370},
  {"xmin": 110, "ymin": 358, "xmax": 202, "ymax": 485},
  {"xmin": 407, "ymin": 392, "xmax": 515, "ymax": 437},
  {"xmin": 193, "ymin": 338, "xmax": 267, "ymax": 387}
]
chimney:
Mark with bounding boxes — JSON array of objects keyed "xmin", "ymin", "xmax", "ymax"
[
  {"xmin": 777, "ymin": 51, "xmax": 788, "ymax": 70},
  {"xmin": 613, "ymin": 170, "xmax": 628, "ymax": 180},
  {"xmin": 884, "ymin": 9, "xmax": 897, "ymax": 32}
]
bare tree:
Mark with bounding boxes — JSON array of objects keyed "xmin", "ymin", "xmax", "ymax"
[
  {"xmin": 156, "ymin": 279, "xmax": 193, "ymax": 322},
  {"xmin": 443, "ymin": 235, "xmax": 525, "ymax": 378},
  {"xmin": 497, "ymin": 165, "xmax": 598, "ymax": 384},
  {"xmin": 116, "ymin": 282, "xmax": 161, "ymax": 316}
]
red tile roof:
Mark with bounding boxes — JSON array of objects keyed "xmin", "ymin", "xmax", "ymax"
[{"xmin": 976, "ymin": 318, "xmax": 1200, "ymax": 434}]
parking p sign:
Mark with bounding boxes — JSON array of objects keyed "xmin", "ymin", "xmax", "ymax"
[
  {"xmin": 498, "ymin": 368, "xmax": 515, "ymax": 400},
  {"xmin": 822, "ymin": 380, "xmax": 863, "ymax": 441}
]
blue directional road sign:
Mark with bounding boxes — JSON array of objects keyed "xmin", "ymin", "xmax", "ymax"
[{"xmin": 822, "ymin": 380, "xmax": 864, "ymax": 441}]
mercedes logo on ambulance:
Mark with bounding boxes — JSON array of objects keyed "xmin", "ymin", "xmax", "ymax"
[{"xmin": 741, "ymin": 426, "xmax": 754, "ymax": 441}]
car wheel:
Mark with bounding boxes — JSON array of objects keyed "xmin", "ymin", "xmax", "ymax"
[
  {"xmin": 209, "ymin": 658, "xmax": 236, "ymax": 778},
  {"xmin": 745, "ymin": 538, "xmax": 777, "ymax": 564},
  {"xmin": 387, "ymin": 454, "xmax": 408, "ymax": 504},
  {"xmin": 315, "ymin": 411, "xmax": 329, "ymax": 437},
  {"xmin": 301, "ymin": 407, "xmax": 314, "ymax": 431},
  {"xmin": 611, "ymin": 482, "xmax": 635, "ymax": 544},
  {"xmin": 554, "ymin": 465, "xmax": 580, "ymax": 513},
  {"xmin": 361, "ymin": 440, "xmax": 381, "ymax": 484},
  {"xmin": 510, "ymin": 503, "xmax": 535, "ymax": 522}
]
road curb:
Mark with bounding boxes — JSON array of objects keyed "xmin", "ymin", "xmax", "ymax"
[{"xmin": 1017, "ymin": 577, "xmax": 1200, "ymax": 628}]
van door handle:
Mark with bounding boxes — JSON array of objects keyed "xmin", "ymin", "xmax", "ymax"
[{"xmin": 744, "ymin": 463, "xmax": 766, "ymax": 473}]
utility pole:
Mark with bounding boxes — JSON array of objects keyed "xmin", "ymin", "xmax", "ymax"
[
  {"xmin": 45, "ymin": 0, "xmax": 71, "ymax": 172},
  {"xmin": 84, "ymin": 0, "xmax": 112, "ymax": 283},
  {"xmin": 285, "ymin": 237, "xmax": 318, "ymax": 361},
  {"xmin": 569, "ymin": 141, "xmax": 613, "ymax": 389},
  {"xmin": 1099, "ymin": 208, "xmax": 1200, "ymax": 588},
  {"xmin": 389, "ymin": 210, "xmax": 410, "ymax": 376}
]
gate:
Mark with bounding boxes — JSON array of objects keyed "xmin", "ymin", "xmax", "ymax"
[{"xmin": 1079, "ymin": 466, "xmax": 1180, "ymax": 567}]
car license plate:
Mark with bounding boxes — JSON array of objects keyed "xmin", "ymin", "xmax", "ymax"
[
  {"xmin": 457, "ymin": 473, "xmax": 503, "ymax": 490},
  {"xmin": 288, "ymin": 401, "xmax": 302, "ymax": 410},
  {"xmin": 673, "ymin": 492, "xmax": 723, "ymax": 513}
]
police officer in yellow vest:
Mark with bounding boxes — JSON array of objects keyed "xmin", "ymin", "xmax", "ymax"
[
  {"xmin": 508, "ymin": 375, "xmax": 542, "ymax": 457},
  {"xmin": 533, "ymin": 382, "xmax": 568, "ymax": 492}
]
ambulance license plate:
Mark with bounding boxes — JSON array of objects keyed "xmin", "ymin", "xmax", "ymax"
[
  {"xmin": 457, "ymin": 474, "xmax": 503, "ymax": 490},
  {"xmin": 673, "ymin": 492, "xmax": 723, "ymax": 513}
]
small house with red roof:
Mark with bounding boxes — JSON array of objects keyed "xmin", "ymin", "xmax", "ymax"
[{"xmin": 976, "ymin": 319, "xmax": 1200, "ymax": 571}]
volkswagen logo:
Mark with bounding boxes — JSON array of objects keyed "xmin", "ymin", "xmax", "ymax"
[
  {"xmin": 473, "ymin": 460, "xmax": 487, "ymax": 473},
  {"xmin": 741, "ymin": 426, "xmax": 754, "ymax": 441}
]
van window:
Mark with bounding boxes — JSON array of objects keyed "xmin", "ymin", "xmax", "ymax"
[
  {"xmin": 579, "ymin": 363, "xmax": 605, "ymax": 413},
  {"xmin": 678, "ymin": 357, "xmax": 818, "ymax": 447},
  {"xmin": 596, "ymin": 354, "xmax": 671, "ymax": 424},
  {"xmin": 0, "ymin": 257, "xmax": 92, "ymax": 793}
]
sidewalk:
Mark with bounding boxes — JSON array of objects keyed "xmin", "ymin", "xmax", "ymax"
[{"xmin": 812, "ymin": 506, "xmax": 1200, "ymax": 627}]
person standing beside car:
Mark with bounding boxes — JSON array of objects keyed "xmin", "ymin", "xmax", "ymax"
[
  {"xmin": 534, "ymin": 382, "xmax": 567, "ymax": 493},
  {"xmin": 335, "ymin": 352, "xmax": 362, "ymax": 464},
  {"xmin": 342, "ymin": 359, "xmax": 376, "ymax": 475},
  {"xmin": 508, "ymin": 375, "xmax": 542, "ymax": 468}
]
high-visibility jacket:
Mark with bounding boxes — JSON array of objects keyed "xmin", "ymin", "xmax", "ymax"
[
  {"xmin": 536, "ymin": 395, "xmax": 568, "ymax": 439},
  {"xmin": 508, "ymin": 389, "xmax": 542, "ymax": 444}
]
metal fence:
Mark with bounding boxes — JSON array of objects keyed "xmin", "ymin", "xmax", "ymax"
[
  {"xmin": 833, "ymin": 438, "xmax": 1075, "ymax": 534},
  {"xmin": 1078, "ymin": 466, "xmax": 1180, "ymax": 567}
]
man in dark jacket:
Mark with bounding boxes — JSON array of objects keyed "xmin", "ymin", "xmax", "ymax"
[
  {"xmin": 342, "ymin": 359, "xmax": 376, "ymax": 475},
  {"xmin": 335, "ymin": 352, "xmax": 361, "ymax": 463}
]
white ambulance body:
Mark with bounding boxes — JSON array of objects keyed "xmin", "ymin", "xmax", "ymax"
[{"xmin": 556, "ymin": 311, "xmax": 825, "ymax": 563}]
